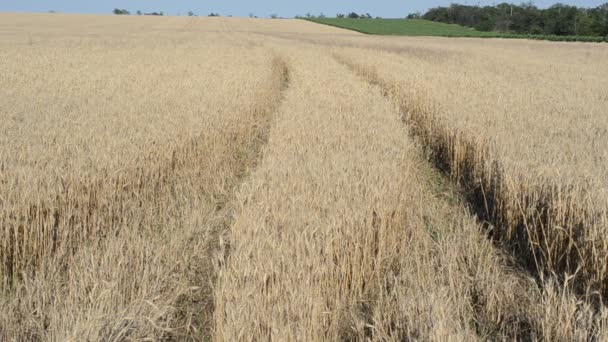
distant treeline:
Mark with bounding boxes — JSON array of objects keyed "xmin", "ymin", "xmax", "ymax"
[
  {"xmin": 410, "ymin": 3, "xmax": 608, "ymax": 37},
  {"xmin": 113, "ymin": 9, "xmax": 164, "ymax": 16},
  {"xmin": 295, "ymin": 13, "xmax": 382, "ymax": 19},
  {"xmin": 112, "ymin": 8, "xmax": 213, "ymax": 16}
]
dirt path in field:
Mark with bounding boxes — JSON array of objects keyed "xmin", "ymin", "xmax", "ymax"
[
  {"xmin": 211, "ymin": 43, "xmax": 555, "ymax": 340},
  {"xmin": 213, "ymin": 46, "xmax": 407, "ymax": 340},
  {"xmin": 0, "ymin": 50, "xmax": 290, "ymax": 341},
  {"xmin": 329, "ymin": 51, "xmax": 608, "ymax": 339},
  {"xmin": 172, "ymin": 56, "xmax": 290, "ymax": 341},
  {"xmin": 330, "ymin": 52, "xmax": 554, "ymax": 284}
]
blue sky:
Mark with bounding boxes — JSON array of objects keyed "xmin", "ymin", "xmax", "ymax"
[{"xmin": 0, "ymin": 0, "xmax": 605, "ymax": 18}]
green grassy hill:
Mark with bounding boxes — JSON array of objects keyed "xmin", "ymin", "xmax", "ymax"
[
  {"xmin": 307, "ymin": 18, "xmax": 496, "ymax": 37},
  {"xmin": 306, "ymin": 18, "xmax": 606, "ymax": 42}
]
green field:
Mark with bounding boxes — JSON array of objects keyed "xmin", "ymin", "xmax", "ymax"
[
  {"xmin": 307, "ymin": 18, "xmax": 607, "ymax": 42},
  {"xmin": 307, "ymin": 18, "xmax": 495, "ymax": 37}
]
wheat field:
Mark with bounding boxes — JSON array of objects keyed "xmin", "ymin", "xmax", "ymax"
[{"xmin": 1, "ymin": 13, "xmax": 607, "ymax": 341}]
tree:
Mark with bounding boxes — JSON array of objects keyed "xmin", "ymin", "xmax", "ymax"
[
  {"xmin": 420, "ymin": 2, "xmax": 608, "ymax": 37},
  {"xmin": 423, "ymin": 7, "xmax": 450, "ymax": 22},
  {"xmin": 188, "ymin": 11, "xmax": 195, "ymax": 16},
  {"xmin": 590, "ymin": 3, "xmax": 608, "ymax": 36},
  {"xmin": 347, "ymin": 12, "xmax": 360, "ymax": 19},
  {"xmin": 270, "ymin": 14, "xmax": 279, "ymax": 19},
  {"xmin": 112, "ymin": 8, "xmax": 130, "ymax": 15},
  {"xmin": 336, "ymin": 13, "xmax": 345, "ymax": 18},
  {"xmin": 544, "ymin": 4, "xmax": 578, "ymax": 35},
  {"xmin": 510, "ymin": 3, "xmax": 542, "ymax": 33},
  {"xmin": 136, "ymin": 10, "xmax": 142, "ymax": 15}
]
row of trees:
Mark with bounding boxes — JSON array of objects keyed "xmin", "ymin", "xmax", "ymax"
[
  {"xmin": 296, "ymin": 12, "xmax": 381, "ymax": 19},
  {"xmin": 413, "ymin": 2, "xmax": 608, "ymax": 37},
  {"xmin": 336, "ymin": 13, "xmax": 377, "ymax": 19},
  {"xmin": 113, "ymin": 9, "xmax": 164, "ymax": 16},
  {"xmin": 113, "ymin": 9, "xmax": 218, "ymax": 16},
  {"xmin": 112, "ymin": 9, "xmax": 381, "ymax": 20},
  {"xmin": 112, "ymin": 9, "xmax": 284, "ymax": 18}
]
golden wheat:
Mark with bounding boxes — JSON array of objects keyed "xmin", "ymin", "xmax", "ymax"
[
  {"xmin": 327, "ymin": 40, "xmax": 608, "ymax": 298},
  {"xmin": 0, "ymin": 14, "xmax": 290, "ymax": 340},
  {"xmin": 1, "ymin": 13, "xmax": 607, "ymax": 341}
]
